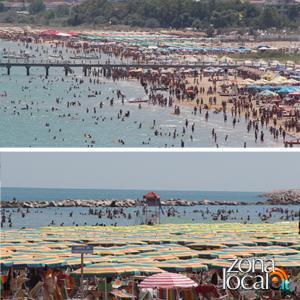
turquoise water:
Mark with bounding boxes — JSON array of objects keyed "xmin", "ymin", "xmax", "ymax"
[{"xmin": 0, "ymin": 40, "xmax": 284, "ymax": 147}]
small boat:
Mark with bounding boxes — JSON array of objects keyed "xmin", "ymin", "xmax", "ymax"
[
  {"xmin": 49, "ymin": 54, "xmax": 62, "ymax": 59},
  {"xmin": 88, "ymin": 94, "xmax": 96, "ymax": 98},
  {"xmin": 70, "ymin": 55, "xmax": 100, "ymax": 60},
  {"xmin": 3, "ymin": 54, "xmax": 26, "ymax": 59},
  {"xmin": 128, "ymin": 98, "xmax": 149, "ymax": 104}
]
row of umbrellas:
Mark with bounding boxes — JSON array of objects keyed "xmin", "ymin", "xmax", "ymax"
[{"xmin": 1, "ymin": 222, "xmax": 299, "ymax": 275}]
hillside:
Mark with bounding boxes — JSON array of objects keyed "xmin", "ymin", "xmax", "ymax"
[{"xmin": 0, "ymin": 0, "xmax": 299, "ymax": 30}]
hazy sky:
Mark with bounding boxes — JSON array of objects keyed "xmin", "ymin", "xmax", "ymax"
[{"xmin": 1, "ymin": 152, "xmax": 299, "ymax": 192}]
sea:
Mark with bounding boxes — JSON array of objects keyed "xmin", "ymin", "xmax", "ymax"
[
  {"xmin": 0, "ymin": 39, "xmax": 284, "ymax": 147},
  {"xmin": 2, "ymin": 187, "xmax": 299, "ymax": 229},
  {"xmin": 1, "ymin": 187, "xmax": 265, "ymax": 202}
]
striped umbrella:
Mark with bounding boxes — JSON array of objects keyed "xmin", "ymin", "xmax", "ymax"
[
  {"xmin": 139, "ymin": 272, "xmax": 198, "ymax": 289},
  {"xmin": 156, "ymin": 261, "xmax": 207, "ymax": 273},
  {"xmin": 71, "ymin": 263, "xmax": 137, "ymax": 278}
]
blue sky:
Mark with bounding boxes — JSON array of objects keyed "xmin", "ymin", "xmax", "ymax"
[{"xmin": 1, "ymin": 152, "xmax": 299, "ymax": 192}]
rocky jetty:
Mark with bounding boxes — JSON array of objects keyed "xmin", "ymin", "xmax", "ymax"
[
  {"xmin": 0, "ymin": 198, "xmax": 244, "ymax": 208},
  {"xmin": 260, "ymin": 190, "xmax": 300, "ymax": 205},
  {"xmin": 1, "ymin": 193, "xmax": 299, "ymax": 209}
]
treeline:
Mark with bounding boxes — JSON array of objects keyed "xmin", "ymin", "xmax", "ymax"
[
  {"xmin": 1, "ymin": 0, "xmax": 300, "ymax": 30},
  {"xmin": 65, "ymin": 0, "xmax": 300, "ymax": 29}
]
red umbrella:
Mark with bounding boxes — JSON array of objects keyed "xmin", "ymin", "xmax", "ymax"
[
  {"xmin": 139, "ymin": 272, "xmax": 198, "ymax": 289},
  {"xmin": 143, "ymin": 192, "xmax": 160, "ymax": 200}
]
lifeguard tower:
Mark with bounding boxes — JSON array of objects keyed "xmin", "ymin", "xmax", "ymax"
[{"xmin": 143, "ymin": 192, "xmax": 161, "ymax": 225}]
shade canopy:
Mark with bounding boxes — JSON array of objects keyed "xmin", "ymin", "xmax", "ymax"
[
  {"xmin": 139, "ymin": 272, "xmax": 198, "ymax": 289},
  {"xmin": 143, "ymin": 192, "xmax": 160, "ymax": 200}
]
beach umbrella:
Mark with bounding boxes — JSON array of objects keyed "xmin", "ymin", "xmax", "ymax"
[
  {"xmin": 277, "ymin": 87, "xmax": 297, "ymax": 94},
  {"xmin": 156, "ymin": 261, "xmax": 207, "ymax": 273},
  {"xmin": 71, "ymin": 263, "xmax": 137, "ymax": 278},
  {"xmin": 139, "ymin": 272, "xmax": 198, "ymax": 289},
  {"xmin": 258, "ymin": 90, "xmax": 278, "ymax": 98},
  {"xmin": 125, "ymin": 263, "xmax": 165, "ymax": 275}
]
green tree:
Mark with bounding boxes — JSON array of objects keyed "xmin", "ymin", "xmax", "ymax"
[
  {"xmin": 192, "ymin": 19, "xmax": 202, "ymax": 29},
  {"xmin": 28, "ymin": 0, "xmax": 45, "ymax": 14},
  {"xmin": 0, "ymin": 2, "xmax": 5, "ymax": 12},
  {"xmin": 258, "ymin": 6, "xmax": 280, "ymax": 28},
  {"xmin": 43, "ymin": 10, "xmax": 54, "ymax": 20},
  {"xmin": 145, "ymin": 18, "xmax": 160, "ymax": 28},
  {"xmin": 54, "ymin": 5, "xmax": 70, "ymax": 18},
  {"xmin": 67, "ymin": 14, "xmax": 82, "ymax": 26}
]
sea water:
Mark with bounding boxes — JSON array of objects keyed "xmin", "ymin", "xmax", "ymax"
[
  {"xmin": 3, "ymin": 187, "xmax": 299, "ymax": 229},
  {"xmin": 1, "ymin": 187, "xmax": 265, "ymax": 202},
  {"xmin": 0, "ymin": 40, "xmax": 284, "ymax": 147}
]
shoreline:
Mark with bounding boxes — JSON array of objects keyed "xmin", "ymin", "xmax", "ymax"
[
  {"xmin": 176, "ymin": 75, "xmax": 300, "ymax": 140},
  {"xmin": 0, "ymin": 29, "xmax": 299, "ymax": 147}
]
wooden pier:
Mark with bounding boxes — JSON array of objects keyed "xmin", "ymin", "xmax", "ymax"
[{"xmin": 0, "ymin": 61, "xmax": 245, "ymax": 77}]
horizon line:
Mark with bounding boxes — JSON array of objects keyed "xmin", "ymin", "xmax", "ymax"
[{"xmin": 1, "ymin": 186, "xmax": 270, "ymax": 193}]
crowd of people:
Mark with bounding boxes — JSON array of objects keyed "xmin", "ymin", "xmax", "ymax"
[
  {"xmin": 1, "ymin": 264, "xmax": 300, "ymax": 299},
  {"xmin": 0, "ymin": 31, "xmax": 298, "ymax": 147},
  {"xmin": 1, "ymin": 205, "xmax": 299, "ymax": 229}
]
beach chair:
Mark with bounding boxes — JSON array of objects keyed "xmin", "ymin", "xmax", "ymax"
[
  {"xmin": 226, "ymin": 289, "xmax": 242, "ymax": 300},
  {"xmin": 10, "ymin": 271, "xmax": 27, "ymax": 300},
  {"xmin": 28, "ymin": 281, "xmax": 44, "ymax": 300}
]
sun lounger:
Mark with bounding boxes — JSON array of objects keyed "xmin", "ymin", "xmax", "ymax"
[{"xmin": 28, "ymin": 281, "xmax": 44, "ymax": 299}]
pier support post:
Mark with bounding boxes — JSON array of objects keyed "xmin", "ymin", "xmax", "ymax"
[
  {"xmin": 7, "ymin": 66, "xmax": 11, "ymax": 75},
  {"xmin": 26, "ymin": 66, "xmax": 30, "ymax": 76},
  {"xmin": 45, "ymin": 66, "xmax": 49, "ymax": 78}
]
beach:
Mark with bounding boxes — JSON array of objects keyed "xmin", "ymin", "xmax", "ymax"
[
  {"xmin": 1, "ymin": 222, "xmax": 299, "ymax": 299},
  {"xmin": 0, "ymin": 27, "xmax": 299, "ymax": 147},
  {"xmin": 1, "ymin": 188, "xmax": 299, "ymax": 229}
]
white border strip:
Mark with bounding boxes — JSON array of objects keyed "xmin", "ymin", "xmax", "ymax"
[{"xmin": 0, "ymin": 148, "xmax": 299, "ymax": 152}]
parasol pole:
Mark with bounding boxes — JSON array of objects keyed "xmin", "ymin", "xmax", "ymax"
[
  {"xmin": 80, "ymin": 253, "xmax": 84, "ymax": 299},
  {"xmin": 105, "ymin": 277, "xmax": 107, "ymax": 300},
  {"xmin": 132, "ymin": 277, "xmax": 135, "ymax": 300}
]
